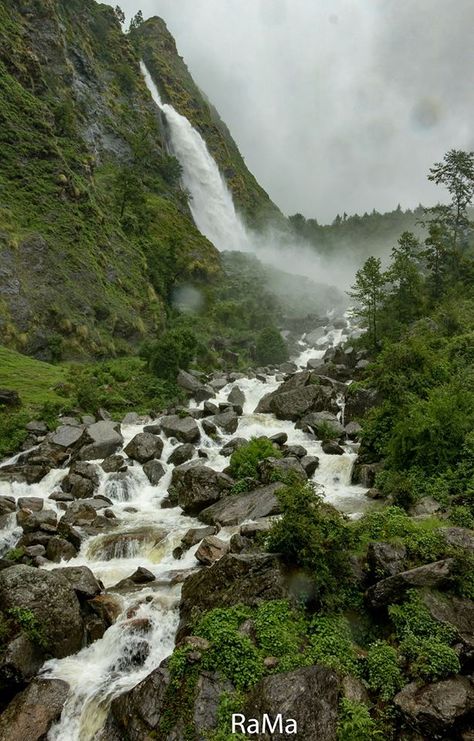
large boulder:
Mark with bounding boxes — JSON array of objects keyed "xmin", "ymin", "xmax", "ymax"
[
  {"xmin": 209, "ymin": 410, "xmax": 239, "ymax": 434},
  {"xmin": 178, "ymin": 553, "xmax": 288, "ymax": 639},
  {"xmin": 269, "ymin": 386, "xmax": 331, "ymax": 422},
  {"xmin": 0, "ymin": 677, "xmax": 69, "ymax": 741},
  {"xmin": 124, "ymin": 433, "xmax": 163, "ymax": 464},
  {"xmin": 177, "ymin": 370, "xmax": 214, "ymax": 402},
  {"xmin": 78, "ymin": 421, "xmax": 123, "ymax": 461},
  {"xmin": 394, "ymin": 676, "xmax": 474, "ymax": 738},
  {"xmin": 195, "ymin": 536, "xmax": 229, "ymax": 565},
  {"xmin": 160, "ymin": 415, "xmax": 200, "ymax": 444},
  {"xmin": 367, "ymin": 559, "xmax": 455, "ymax": 608},
  {"xmin": 298, "ymin": 410, "xmax": 344, "ymax": 437},
  {"xmin": 199, "ymin": 483, "xmax": 284, "ymax": 526},
  {"xmin": 142, "ymin": 460, "xmax": 165, "ymax": 486},
  {"xmin": 51, "ymin": 566, "xmax": 102, "ymax": 600},
  {"xmin": 0, "ymin": 565, "xmax": 83, "ymax": 659},
  {"xmin": 421, "ymin": 589, "xmax": 474, "ymax": 662},
  {"xmin": 344, "ymin": 387, "xmax": 381, "ymax": 423},
  {"xmin": 167, "ymin": 443, "xmax": 195, "ymax": 466},
  {"xmin": 258, "ymin": 457, "xmax": 307, "ymax": 484},
  {"xmin": 50, "ymin": 424, "xmax": 86, "ymax": 450},
  {"xmin": 228, "ymin": 386, "xmax": 246, "ymax": 408},
  {"xmin": 243, "ymin": 665, "xmax": 340, "ymax": 740},
  {"xmin": 169, "ymin": 464, "xmax": 234, "ymax": 515},
  {"xmin": 366, "ymin": 541, "xmax": 407, "ymax": 581}
]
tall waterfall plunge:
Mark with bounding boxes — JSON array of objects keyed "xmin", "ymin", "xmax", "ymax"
[{"xmin": 141, "ymin": 62, "xmax": 252, "ymax": 252}]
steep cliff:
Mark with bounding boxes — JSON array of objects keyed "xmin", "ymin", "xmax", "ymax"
[
  {"xmin": 132, "ymin": 17, "xmax": 283, "ymax": 229},
  {"xmin": 0, "ymin": 0, "xmax": 221, "ymax": 360}
]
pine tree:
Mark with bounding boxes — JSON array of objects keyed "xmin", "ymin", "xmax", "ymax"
[{"xmin": 348, "ymin": 257, "xmax": 386, "ymax": 348}]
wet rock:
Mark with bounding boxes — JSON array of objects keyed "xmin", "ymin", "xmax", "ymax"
[
  {"xmin": 142, "ymin": 459, "xmax": 165, "ymax": 485},
  {"xmin": 46, "ymin": 537, "xmax": 77, "ymax": 563},
  {"xmin": 160, "ymin": 415, "xmax": 200, "ymax": 444},
  {"xmin": 258, "ymin": 456, "xmax": 307, "ymax": 483},
  {"xmin": 299, "ymin": 410, "xmax": 344, "ymax": 437},
  {"xmin": 0, "ymin": 496, "xmax": 16, "ymax": 516},
  {"xmin": 345, "ymin": 421, "xmax": 362, "ymax": 439},
  {"xmin": 17, "ymin": 497, "xmax": 43, "ymax": 512},
  {"xmin": 195, "ymin": 536, "xmax": 229, "ymax": 565},
  {"xmin": 230, "ymin": 533, "xmax": 256, "ymax": 554},
  {"xmin": 88, "ymin": 593, "xmax": 122, "ymax": 626},
  {"xmin": 228, "ymin": 386, "xmax": 246, "ymax": 408},
  {"xmin": 269, "ymin": 432, "xmax": 288, "ymax": 446},
  {"xmin": 169, "ymin": 464, "xmax": 234, "ymax": 515},
  {"xmin": 352, "ymin": 462, "xmax": 384, "ymax": 487},
  {"xmin": 421, "ymin": 589, "xmax": 474, "ymax": 662},
  {"xmin": 244, "ymin": 665, "xmax": 340, "ymax": 741},
  {"xmin": 0, "ymin": 632, "xmax": 45, "ymax": 690},
  {"xmin": 78, "ymin": 421, "xmax": 123, "ymax": 460},
  {"xmin": 0, "ymin": 465, "xmax": 50, "ymax": 485},
  {"xmin": 240, "ymin": 520, "xmax": 273, "ymax": 537},
  {"xmin": 101, "ymin": 454, "xmax": 127, "ymax": 473},
  {"xmin": 0, "ymin": 677, "xmax": 70, "ymax": 741},
  {"xmin": 199, "ymin": 483, "xmax": 283, "ymax": 527},
  {"xmin": 344, "ymin": 387, "xmax": 381, "ymax": 424},
  {"xmin": 269, "ymin": 385, "xmax": 331, "ymax": 421},
  {"xmin": 410, "ymin": 496, "xmax": 441, "ymax": 517},
  {"xmin": 181, "ymin": 526, "xmax": 217, "ymax": 549},
  {"xmin": 124, "ymin": 432, "xmax": 163, "ymax": 464},
  {"xmin": 48, "ymin": 488, "xmax": 73, "ymax": 502},
  {"xmin": 0, "ymin": 565, "xmax": 83, "ymax": 658},
  {"xmin": 61, "ymin": 501, "xmax": 97, "ymax": 527},
  {"xmin": 322, "ymin": 440, "xmax": 345, "ymax": 455},
  {"xmin": 202, "ymin": 418, "xmax": 217, "ymax": 436},
  {"xmin": 105, "ymin": 663, "xmax": 171, "ymax": 739},
  {"xmin": 129, "ymin": 566, "xmax": 155, "ymax": 584},
  {"xmin": 366, "ymin": 542, "xmax": 407, "ymax": 581},
  {"xmin": 367, "ymin": 559, "xmax": 456, "ymax": 608},
  {"xmin": 122, "ymin": 412, "xmax": 140, "ymax": 425},
  {"xmin": 167, "ymin": 443, "xmax": 194, "ymax": 466},
  {"xmin": 60, "ymin": 472, "xmax": 95, "ymax": 499},
  {"xmin": 193, "ymin": 671, "xmax": 235, "ymax": 737},
  {"xmin": 210, "ymin": 410, "xmax": 239, "ymax": 434},
  {"xmin": 90, "ymin": 527, "xmax": 167, "ymax": 561},
  {"xmin": 282, "ymin": 444, "xmax": 307, "ymax": 458},
  {"xmin": 300, "ymin": 455, "xmax": 319, "ymax": 476},
  {"xmin": 51, "ymin": 565, "xmax": 102, "ymax": 600},
  {"xmin": 104, "ymin": 472, "xmax": 131, "ymax": 502},
  {"xmin": 209, "ymin": 377, "xmax": 228, "ymax": 391},
  {"xmin": 17, "ymin": 509, "xmax": 57, "ymax": 533},
  {"xmin": 219, "ymin": 437, "xmax": 248, "ymax": 456},
  {"xmin": 142, "ymin": 424, "xmax": 161, "ymax": 435},
  {"xmin": 178, "ymin": 554, "xmax": 288, "ymax": 640},
  {"xmin": 394, "ymin": 676, "xmax": 474, "ymax": 738},
  {"xmin": 69, "ymin": 461, "xmax": 100, "ymax": 485},
  {"xmin": 57, "ymin": 521, "xmax": 82, "ymax": 550},
  {"xmin": 203, "ymin": 401, "xmax": 219, "ymax": 416}
]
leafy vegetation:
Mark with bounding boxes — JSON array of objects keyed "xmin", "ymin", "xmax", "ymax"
[{"xmin": 229, "ymin": 437, "xmax": 280, "ymax": 481}]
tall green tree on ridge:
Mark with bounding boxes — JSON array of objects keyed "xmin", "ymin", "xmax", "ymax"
[{"xmin": 348, "ymin": 256, "xmax": 386, "ymax": 349}]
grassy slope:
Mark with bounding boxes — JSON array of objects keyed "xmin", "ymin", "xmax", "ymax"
[{"xmin": 0, "ymin": 347, "xmax": 68, "ymax": 408}]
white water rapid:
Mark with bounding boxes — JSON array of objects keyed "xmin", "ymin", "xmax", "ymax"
[
  {"xmin": 0, "ymin": 72, "xmax": 371, "ymax": 740},
  {"xmin": 141, "ymin": 62, "xmax": 252, "ymax": 252}
]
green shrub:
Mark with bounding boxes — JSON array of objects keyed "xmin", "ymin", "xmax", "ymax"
[
  {"xmin": 353, "ymin": 506, "xmax": 414, "ymax": 546},
  {"xmin": 229, "ymin": 437, "xmax": 280, "ymax": 481},
  {"xmin": 267, "ymin": 481, "xmax": 353, "ymax": 609},
  {"xmin": 337, "ymin": 699, "xmax": 382, "ymax": 741},
  {"xmin": 148, "ymin": 327, "xmax": 199, "ymax": 381},
  {"xmin": 255, "ymin": 327, "xmax": 288, "ymax": 365},
  {"xmin": 404, "ymin": 528, "xmax": 447, "ymax": 564},
  {"xmin": 253, "ymin": 600, "xmax": 306, "ymax": 658},
  {"xmin": 389, "ymin": 590, "xmax": 457, "ymax": 645},
  {"xmin": 366, "ymin": 641, "xmax": 403, "ymax": 700},
  {"xmin": 0, "ymin": 411, "xmax": 29, "ymax": 459},
  {"xmin": 307, "ymin": 616, "xmax": 359, "ymax": 675},
  {"xmin": 449, "ymin": 505, "xmax": 474, "ymax": 529},
  {"xmin": 400, "ymin": 635, "xmax": 460, "ymax": 681}
]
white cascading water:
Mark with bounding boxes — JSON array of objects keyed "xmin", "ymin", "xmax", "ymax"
[
  {"xmin": 140, "ymin": 62, "xmax": 252, "ymax": 252},
  {"xmin": 0, "ymin": 71, "xmax": 371, "ymax": 740}
]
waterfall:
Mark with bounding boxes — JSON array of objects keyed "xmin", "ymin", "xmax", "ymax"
[{"xmin": 140, "ymin": 62, "xmax": 252, "ymax": 252}]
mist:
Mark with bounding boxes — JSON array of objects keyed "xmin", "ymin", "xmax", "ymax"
[{"xmin": 109, "ymin": 0, "xmax": 474, "ymax": 223}]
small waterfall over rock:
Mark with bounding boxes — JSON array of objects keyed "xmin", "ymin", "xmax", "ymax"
[{"xmin": 141, "ymin": 62, "xmax": 252, "ymax": 252}]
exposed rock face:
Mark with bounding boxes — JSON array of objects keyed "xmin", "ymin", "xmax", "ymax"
[
  {"xmin": 199, "ymin": 483, "xmax": 283, "ymax": 526},
  {"xmin": 167, "ymin": 443, "xmax": 195, "ymax": 466},
  {"xmin": 421, "ymin": 589, "xmax": 474, "ymax": 661},
  {"xmin": 169, "ymin": 464, "xmax": 234, "ymax": 514},
  {"xmin": 0, "ymin": 565, "xmax": 83, "ymax": 660},
  {"xmin": 244, "ymin": 665, "xmax": 340, "ymax": 740},
  {"xmin": 142, "ymin": 460, "xmax": 166, "ymax": 485},
  {"xmin": 124, "ymin": 433, "xmax": 163, "ymax": 463},
  {"xmin": 344, "ymin": 387, "xmax": 380, "ymax": 423},
  {"xmin": 0, "ymin": 678, "xmax": 70, "ymax": 741},
  {"xmin": 51, "ymin": 566, "xmax": 102, "ymax": 600},
  {"xmin": 367, "ymin": 559, "xmax": 455, "ymax": 608},
  {"xmin": 254, "ymin": 370, "xmax": 337, "ymax": 421},
  {"xmin": 394, "ymin": 676, "xmax": 474, "ymax": 737},
  {"xmin": 178, "ymin": 554, "xmax": 288, "ymax": 639},
  {"xmin": 366, "ymin": 542, "xmax": 407, "ymax": 581},
  {"xmin": 160, "ymin": 415, "xmax": 201, "ymax": 444}
]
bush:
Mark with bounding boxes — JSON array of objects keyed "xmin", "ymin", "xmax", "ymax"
[
  {"xmin": 389, "ymin": 590, "xmax": 457, "ymax": 645},
  {"xmin": 253, "ymin": 600, "xmax": 306, "ymax": 658},
  {"xmin": 255, "ymin": 327, "xmax": 288, "ymax": 365},
  {"xmin": 229, "ymin": 437, "xmax": 280, "ymax": 481},
  {"xmin": 400, "ymin": 635, "xmax": 460, "ymax": 681},
  {"xmin": 404, "ymin": 528, "xmax": 447, "ymax": 564},
  {"xmin": 366, "ymin": 641, "xmax": 403, "ymax": 700},
  {"xmin": 148, "ymin": 327, "xmax": 199, "ymax": 381},
  {"xmin": 337, "ymin": 699, "xmax": 382, "ymax": 741},
  {"xmin": 307, "ymin": 616, "xmax": 359, "ymax": 675},
  {"xmin": 353, "ymin": 506, "xmax": 415, "ymax": 546},
  {"xmin": 266, "ymin": 482, "xmax": 353, "ymax": 609},
  {"xmin": 0, "ymin": 411, "xmax": 29, "ymax": 459}
]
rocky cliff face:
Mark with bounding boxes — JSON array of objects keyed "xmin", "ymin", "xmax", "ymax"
[
  {"xmin": 132, "ymin": 17, "xmax": 283, "ymax": 229},
  {"xmin": 1, "ymin": 1, "xmax": 280, "ymax": 360}
]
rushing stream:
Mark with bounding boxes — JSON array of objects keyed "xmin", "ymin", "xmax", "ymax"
[{"xmin": 0, "ymin": 320, "xmax": 370, "ymax": 740}]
